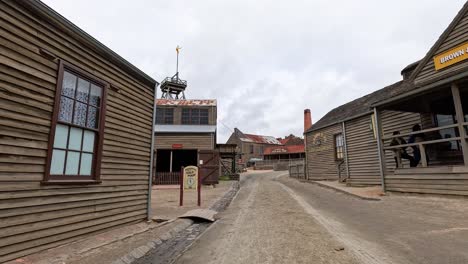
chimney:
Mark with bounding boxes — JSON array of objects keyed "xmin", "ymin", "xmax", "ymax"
[{"xmin": 304, "ymin": 109, "xmax": 312, "ymax": 132}]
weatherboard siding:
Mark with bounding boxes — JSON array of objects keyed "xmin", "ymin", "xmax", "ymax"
[
  {"xmin": 386, "ymin": 166, "xmax": 468, "ymax": 196},
  {"xmin": 344, "ymin": 111, "xmax": 421, "ymax": 186},
  {"xmin": 345, "ymin": 115, "xmax": 380, "ymax": 186},
  {"xmin": 155, "ymin": 133, "xmax": 214, "ymax": 150},
  {"xmin": 306, "ymin": 124, "xmax": 345, "ymax": 180},
  {"xmin": 414, "ymin": 9, "xmax": 468, "ymax": 86},
  {"xmin": 0, "ymin": 1, "xmax": 153, "ymax": 262}
]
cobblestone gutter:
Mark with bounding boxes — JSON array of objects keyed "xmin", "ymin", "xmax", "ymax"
[{"xmin": 114, "ymin": 181, "xmax": 240, "ymax": 264}]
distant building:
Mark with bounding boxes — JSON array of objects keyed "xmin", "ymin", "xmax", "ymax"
[
  {"xmin": 263, "ymin": 145, "xmax": 305, "ymax": 160},
  {"xmin": 278, "ymin": 134, "xmax": 304, "ymax": 146},
  {"xmin": 226, "ymin": 128, "xmax": 282, "ymax": 165},
  {"xmin": 154, "ymin": 99, "xmax": 219, "ymax": 184}
]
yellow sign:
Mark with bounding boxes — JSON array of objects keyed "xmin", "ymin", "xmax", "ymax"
[
  {"xmin": 434, "ymin": 42, "xmax": 468, "ymax": 71},
  {"xmin": 183, "ymin": 166, "xmax": 198, "ymax": 190}
]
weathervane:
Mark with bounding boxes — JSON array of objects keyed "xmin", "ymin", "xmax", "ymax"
[{"xmin": 160, "ymin": 45, "xmax": 188, "ymax": 99}]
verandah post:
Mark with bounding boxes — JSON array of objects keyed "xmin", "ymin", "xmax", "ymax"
[
  {"xmin": 451, "ymin": 83, "xmax": 468, "ymax": 166},
  {"xmin": 374, "ymin": 108, "xmax": 387, "ymax": 192},
  {"xmin": 179, "ymin": 166, "xmax": 184, "ymax": 206}
]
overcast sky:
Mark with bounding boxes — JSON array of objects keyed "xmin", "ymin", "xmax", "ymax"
[{"xmin": 43, "ymin": 0, "xmax": 465, "ymax": 142}]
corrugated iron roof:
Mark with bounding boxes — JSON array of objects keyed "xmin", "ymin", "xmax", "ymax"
[
  {"xmin": 241, "ymin": 134, "xmax": 282, "ymax": 145},
  {"xmin": 156, "ymin": 99, "xmax": 217, "ymax": 106},
  {"xmin": 264, "ymin": 145, "xmax": 305, "ymax": 155},
  {"xmin": 306, "ymin": 80, "xmax": 411, "ymax": 133}
]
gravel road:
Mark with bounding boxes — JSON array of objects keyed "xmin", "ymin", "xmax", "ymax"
[
  {"xmin": 174, "ymin": 171, "xmax": 360, "ymax": 264},
  {"xmin": 172, "ymin": 171, "xmax": 468, "ymax": 264}
]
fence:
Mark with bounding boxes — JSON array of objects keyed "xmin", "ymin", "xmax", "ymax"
[
  {"xmin": 288, "ymin": 162, "xmax": 306, "ymax": 180},
  {"xmin": 153, "ymin": 172, "xmax": 180, "ymax": 185},
  {"xmin": 255, "ymin": 158, "xmax": 305, "ymax": 171}
]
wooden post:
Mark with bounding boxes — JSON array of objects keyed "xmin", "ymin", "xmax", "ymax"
[
  {"xmin": 179, "ymin": 166, "xmax": 184, "ymax": 206},
  {"xmin": 169, "ymin": 151, "xmax": 173, "ymax": 173},
  {"xmin": 342, "ymin": 122, "xmax": 350, "ymax": 181},
  {"xmin": 420, "ymin": 144, "xmax": 428, "ymax": 167},
  {"xmin": 374, "ymin": 108, "xmax": 387, "ymax": 192},
  {"xmin": 197, "ymin": 167, "xmax": 201, "ymax": 207},
  {"xmin": 451, "ymin": 83, "xmax": 468, "ymax": 165}
]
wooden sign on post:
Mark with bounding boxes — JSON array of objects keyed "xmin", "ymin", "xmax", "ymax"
[{"xmin": 179, "ymin": 166, "xmax": 201, "ymax": 207}]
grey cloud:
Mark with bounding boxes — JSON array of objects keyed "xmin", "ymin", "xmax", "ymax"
[{"xmin": 43, "ymin": 0, "xmax": 466, "ymax": 142}]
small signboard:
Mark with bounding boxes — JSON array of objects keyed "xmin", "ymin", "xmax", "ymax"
[
  {"xmin": 172, "ymin": 144, "xmax": 183, "ymax": 149},
  {"xmin": 183, "ymin": 166, "xmax": 198, "ymax": 190},
  {"xmin": 179, "ymin": 166, "xmax": 201, "ymax": 207}
]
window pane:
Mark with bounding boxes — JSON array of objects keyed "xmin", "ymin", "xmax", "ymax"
[
  {"xmin": 59, "ymin": 96, "xmax": 74, "ymax": 123},
  {"xmin": 62, "ymin": 71, "xmax": 77, "ymax": 98},
  {"xmin": 90, "ymin": 84, "xmax": 102, "ymax": 106},
  {"xmin": 200, "ymin": 117, "xmax": 208, "ymax": 125},
  {"xmin": 73, "ymin": 102, "xmax": 87, "ymax": 126},
  {"xmin": 76, "ymin": 78, "xmax": 90, "ymax": 103},
  {"xmin": 50, "ymin": 149, "xmax": 66, "ymax": 175},
  {"xmin": 65, "ymin": 151, "xmax": 80, "ymax": 175},
  {"xmin": 68, "ymin": 127, "xmax": 83, "ymax": 150},
  {"xmin": 87, "ymin": 106, "xmax": 99, "ymax": 129},
  {"xmin": 54, "ymin": 124, "xmax": 69, "ymax": 148},
  {"xmin": 82, "ymin": 130, "xmax": 95, "ymax": 152},
  {"xmin": 156, "ymin": 110, "xmax": 164, "ymax": 124},
  {"xmin": 80, "ymin": 153, "xmax": 93, "ymax": 175}
]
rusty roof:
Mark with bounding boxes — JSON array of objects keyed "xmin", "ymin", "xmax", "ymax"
[
  {"xmin": 240, "ymin": 134, "xmax": 282, "ymax": 145},
  {"xmin": 156, "ymin": 99, "xmax": 217, "ymax": 106}
]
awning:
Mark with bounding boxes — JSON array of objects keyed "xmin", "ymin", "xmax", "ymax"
[{"xmin": 154, "ymin": 125, "xmax": 217, "ymax": 133}]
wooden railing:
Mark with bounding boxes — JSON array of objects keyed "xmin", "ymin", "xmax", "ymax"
[
  {"xmin": 153, "ymin": 172, "xmax": 181, "ymax": 185},
  {"xmin": 382, "ymin": 123, "xmax": 463, "ymax": 167}
]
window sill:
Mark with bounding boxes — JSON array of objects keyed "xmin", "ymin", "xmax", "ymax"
[{"xmin": 41, "ymin": 180, "xmax": 102, "ymax": 185}]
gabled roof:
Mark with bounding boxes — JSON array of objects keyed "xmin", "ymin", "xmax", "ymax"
[
  {"xmin": 409, "ymin": 1, "xmax": 468, "ymax": 85},
  {"xmin": 156, "ymin": 99, "xmax": 217, "ymax": 106},
  {"xmin": 264, "ymin": 145, "xmax": 305, "ymax": 155},
  {"xmin": 306, "ymin": 80, "xmax": 411, "ymax": 133}
]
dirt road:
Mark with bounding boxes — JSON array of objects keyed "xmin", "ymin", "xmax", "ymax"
[
  {"xmin": 172, "ymin": 171, "xmax": 468, "ymax": 264},
  {"xmin": 174, "ymin": 171, "xmax": 360, "ymax": 264}
]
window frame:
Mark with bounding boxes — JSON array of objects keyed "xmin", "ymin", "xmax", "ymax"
[
  {"xmin": 156, "ymin": 107, "xmax": 174, "ymax": 124},
  {"xmin": 181, "ymin": 108, "xmax": 209, "ymax": 125},
  {"xmin": 43, "ymin": 61, "xmax": 108, "ymax": 184},
  {"xmin": 334, "ymin": 133, "xmax": 344, "ymax": 161}
]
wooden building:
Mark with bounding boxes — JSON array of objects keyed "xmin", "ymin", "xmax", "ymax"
[
  {"xmin": 0, "ymin": 1, "xmax": 157, "ymax": 262},
  {"xmin": 305, "ymin": 70, "xmax": 421, "ymax": 186},
  {"xmin": 263, "ymin": 145, "xmax": 305, "ymax": 160},
  {"xmin": 373, "ymin": 1, "xmax": 468, "ymax": 196},
  {"xmin": 305, "ymin": 2, "xmax": 468, "ymax": 196},
  {"xmin": 226, "ymin": 128, "xmax": 282, "ymax": 166},
  {"xmin": 154, "ymin": 99, "xmax": 219, "ymax": 185}
]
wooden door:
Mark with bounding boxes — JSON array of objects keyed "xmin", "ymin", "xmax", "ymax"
[{"xmin": 199, "ymin": 150, "xmax": 220, "ymax": 185}]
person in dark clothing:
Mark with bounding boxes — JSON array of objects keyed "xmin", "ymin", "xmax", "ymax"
[
  {"xmin": 408, "ymin": 124, "xmax": 426, "ymax": 167},
  {"xmin": 390, "ymin": 131, "xmax": 414, "ymax": 168}
]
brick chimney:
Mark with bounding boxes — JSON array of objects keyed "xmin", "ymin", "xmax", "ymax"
[{"xmin": 304, "ymin": 109, "xmax": 312, "ymax": 132}]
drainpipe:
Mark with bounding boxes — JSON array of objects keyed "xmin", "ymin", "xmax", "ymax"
[
  {"xmin": 147, "ymin": 82, "xmax": 158, "ymax": 221},
  {"xmin": 374, "ymin": 107, "xmax": 386, "ymax": 192}
]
